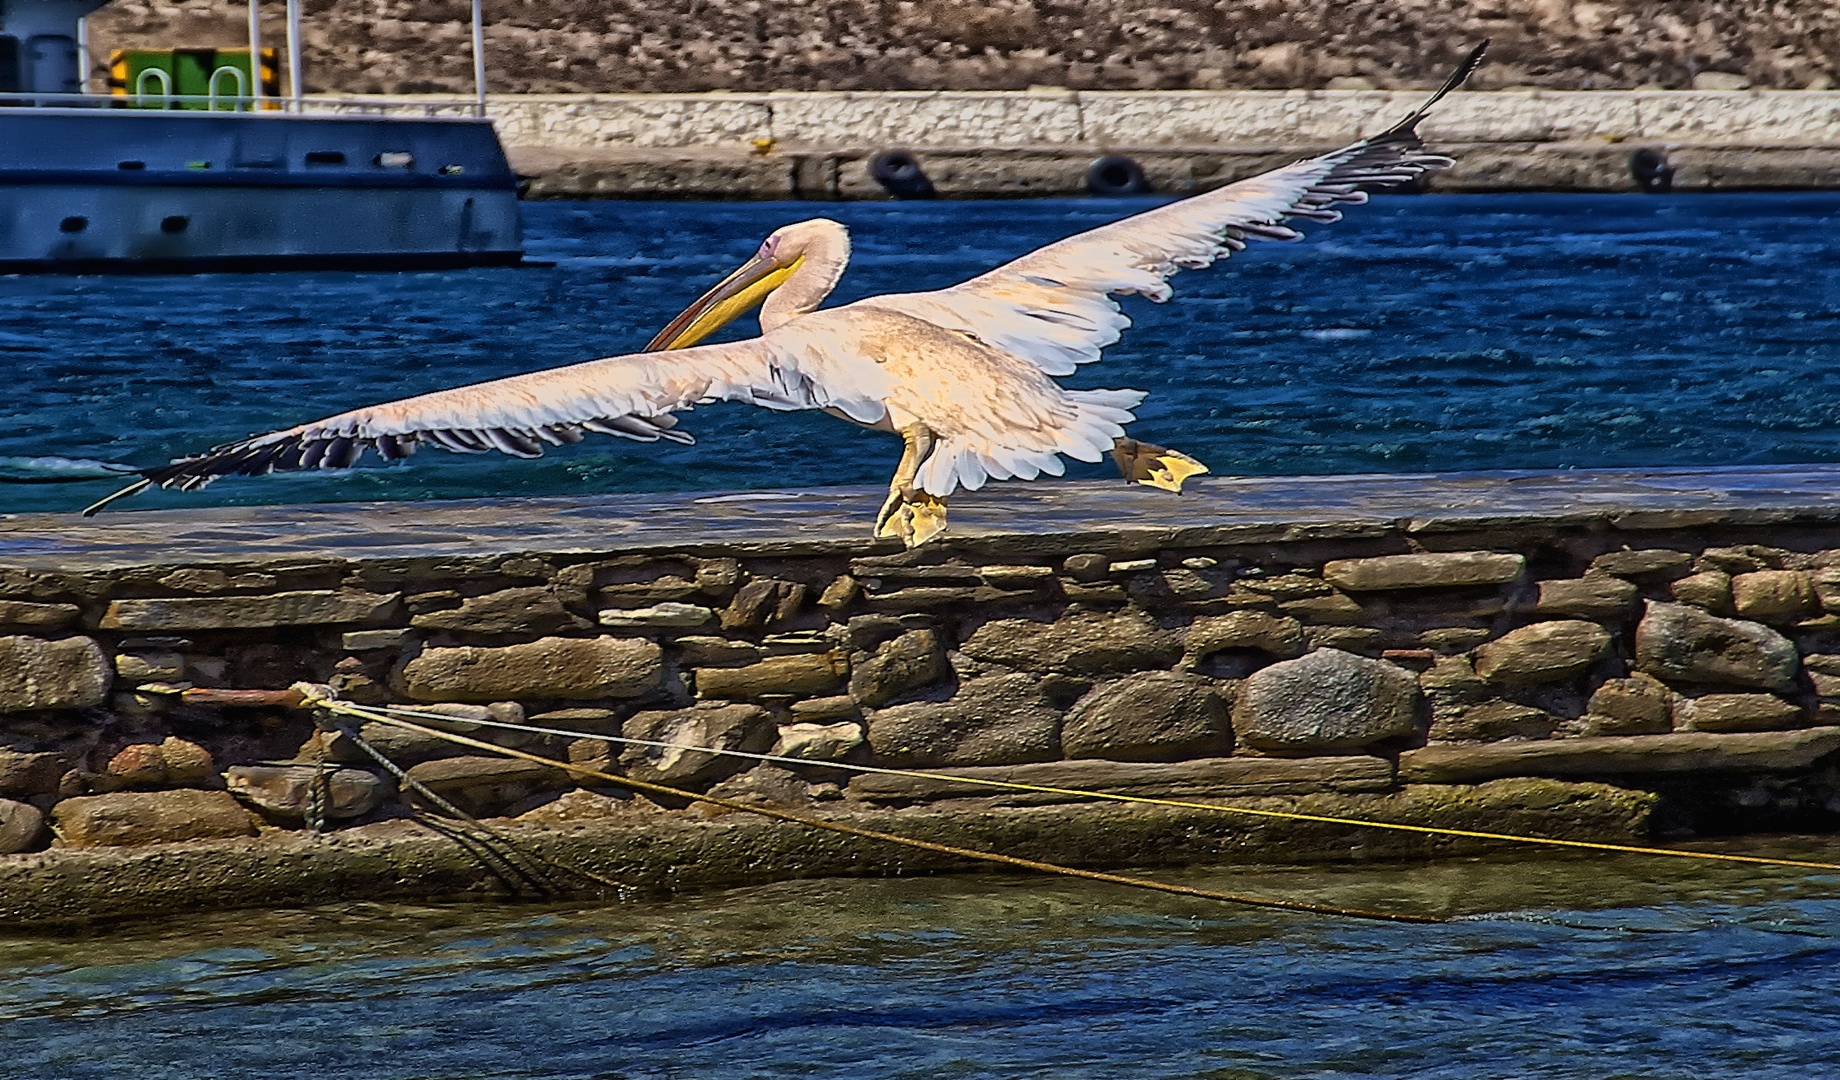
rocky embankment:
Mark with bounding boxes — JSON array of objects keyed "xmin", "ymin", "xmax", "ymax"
[
  {"xmin": 5, "ymin": 470, "xmax": 1840, "ymax": 923},
  {"xmin": 87, "ymin": 0, "xmax": 1840, "ymax": 95},
  {"xmin": 80, "ymin": 2, "xmax": 1840, "ymax": 196}
]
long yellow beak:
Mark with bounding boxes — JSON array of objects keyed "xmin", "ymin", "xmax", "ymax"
[{"xmin": 646, "ymin": 253, "xmax": 803, "ymax": 351}]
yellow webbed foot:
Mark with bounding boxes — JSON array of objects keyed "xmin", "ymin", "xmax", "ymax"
[
  {"xmin": 1112, "ymin": 439, "xmax": 1210, "ymax": 493},
  {"xmin": 1140, "ymin": 449, "xmax": 1209, "ymax": 493},
  {"xmin": 875, "ymin": 492, "xmax": 949, "ymax": 547}
]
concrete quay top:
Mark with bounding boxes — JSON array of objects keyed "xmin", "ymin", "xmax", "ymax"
[
  {"xmin": 433, "ymin": 89, "xmax": 1840, "ymax": 152},
  {"xmin": 4, "ymin": 464, "xmax": 1840, "ymax": 573}
]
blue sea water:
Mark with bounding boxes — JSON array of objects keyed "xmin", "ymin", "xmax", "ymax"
[
  {"xmin": 1, "ymin": 192, "xmax": 1838, "ymax": 514},
  {"xmin": 4, "ymin": 850, "xmax": 1840, "ymax": 1079}
]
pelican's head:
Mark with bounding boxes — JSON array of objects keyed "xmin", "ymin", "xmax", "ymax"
[{"xmin": 646, "ymin": 218, "xmax": 850, "ymax": 351}]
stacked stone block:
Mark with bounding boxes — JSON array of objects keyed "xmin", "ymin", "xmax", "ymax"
[{"xmin": 5, "ymin": 533, "xmax": 1840, "ymax": 857}]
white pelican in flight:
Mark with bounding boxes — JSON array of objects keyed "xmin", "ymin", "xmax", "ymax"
[{"xmin": 85, "ymin": 45, "xmax": 1485, "ymax": 545}]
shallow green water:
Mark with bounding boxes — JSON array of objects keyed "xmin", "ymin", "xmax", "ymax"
[{"xmin": 5, "ymin": 843, "xmax": 1839, "ymax": 1078}]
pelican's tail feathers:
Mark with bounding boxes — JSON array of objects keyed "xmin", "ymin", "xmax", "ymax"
[
  {"xmin": 913, "ymin": 387, "xmax": 1147, "ymax": 497},
  {"xmin": 1066, "ymin": 387, "xmax": 1146, "ymax": 424}
]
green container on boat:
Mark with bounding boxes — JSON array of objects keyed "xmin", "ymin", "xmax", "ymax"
[{"xmin": 108, "ymin": 47, "xmax": 279, "ymax": 110}]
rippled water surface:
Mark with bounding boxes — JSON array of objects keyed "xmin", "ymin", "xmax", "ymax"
[
  {"xmin": 2, "ymin": 193, "xmax": 1838, "ymax": 513},
  {"xmin": 6, "ymin": 848, "xmax": 1840, "ymax": 1078}
]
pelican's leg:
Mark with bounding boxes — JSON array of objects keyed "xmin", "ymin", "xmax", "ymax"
[
  {"xmin": 875, "ymin": 423, "xmax": 949, "ymax": 547},
  {"xmin": 1112, "ymin": 437, "xmax": 1210, "ymax": 494}
]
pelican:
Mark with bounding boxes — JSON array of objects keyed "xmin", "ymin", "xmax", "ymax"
[{"xmin": 83, "ymin": 45, "xmax": 1485, "ymax": 546}]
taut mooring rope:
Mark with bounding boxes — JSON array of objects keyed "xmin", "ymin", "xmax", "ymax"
[
  {"xmin": 323, "ymin": 695, "xmax": 1840, "ymax": 876},
  {"xmin": 331, "ymin": 721, "xmax": 629, "ymax": 895},
  {"xmin": 307, "ymin": 695, "xmax": 1446, "ymax": 924}
]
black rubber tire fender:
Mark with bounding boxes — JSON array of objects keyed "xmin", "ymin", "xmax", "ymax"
[
  {"xmin": 1086, "ymin": 154, "xmax": 1151, "ymax": 196},
  {"xmin": 868, "ymin": 149, "xmax": 937, "ymax": 199},
  {"xmin": 1628, "ymin": 148, "xmax": 1674, "ymax": 194}
]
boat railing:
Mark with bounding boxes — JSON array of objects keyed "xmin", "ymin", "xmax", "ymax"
[{"xmin": 1, "ymin": 91, "xmax": 489, "ymax": 119}]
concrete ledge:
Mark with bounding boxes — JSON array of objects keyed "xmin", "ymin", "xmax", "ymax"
[
  {"xmin": 0, "ymin": 778, "xmax": 1652, "ymax": 927},
  {"xmin": 442, "ymin": 89, "xmax": 1840, "ymax": 196},
  {"xmin": 12, "ymin": 464, "xmax": 1840, "ymax": 571},
  {"xmin": 846, "ymin": 754, "xmax": 1394, "ymax": 805},
  {"xmin": 429, "ymin": 90, "xmax": 1840, "ymax": 151},
  {"xmin": 513, "ymin": 141, "xmax": 1840, "ymax": 200},
  {"xmin": 1399, "ymin": 728, "xmax": 1840, "ymax": 784}
]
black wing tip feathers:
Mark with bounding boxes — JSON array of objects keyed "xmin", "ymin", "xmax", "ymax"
[
  {"xmin": 80, "ymin": 478, "xmax": 153, "ymax": 517},
  {"xmin": 1382, "ymin": 40, "xmax": 1489, "ymax": 138},
  {"xmin": 77, "ymin": 413, "xmax": 696, "ymax": 515}
]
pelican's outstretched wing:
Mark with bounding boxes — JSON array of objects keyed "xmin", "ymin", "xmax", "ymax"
[
  {"xmin": 83, "ymin": 338, "xmax": 813, "ymax": 514},
  {"xmin": 861, "ymin": 42, "xmax": 1486, "ymax": 376}
]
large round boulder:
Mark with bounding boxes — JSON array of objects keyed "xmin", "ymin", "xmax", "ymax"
[{"xmin": 1232, "ymin": 648, "xmax": 1422, "ymax": 753}]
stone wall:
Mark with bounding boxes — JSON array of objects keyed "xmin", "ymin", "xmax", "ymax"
[
  {"xmin": 84, "ymin": 0, "xmax": 1840, "ymax": 95},
  {"xmin": 470, "ymin": 88, "xmax": 1840, "ymax": 197},
  {"xmin": 469, "ymin": 89, "xmax": 1840, "ymax": 153},
  {"xmin": 7, "ymin": 478, "xmax": 1840, "ymax": 896}
]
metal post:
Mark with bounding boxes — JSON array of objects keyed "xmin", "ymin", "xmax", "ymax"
[
  {"xmin": 470, "ymin": 0, "xmax": 487, "ymax": 118},
  {"xmin": 285, "ymin": 0, "xmax": 303, "ymax": 110},
  {"xmin": 76, "ymin": 18, "xmax": 91, "ymax": 95},
  {"xmin": 248, "ymin": 0, "xmax": 264, "ymax": 106}
]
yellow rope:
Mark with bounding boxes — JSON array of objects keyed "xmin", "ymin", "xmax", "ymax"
[
  {"xmin": 857, "ymin": 771, "xmax": 1840, "ymax": 873},
  {"xmin": 315, "ymin": 699, "xmax": 1445, "ymax": 923},
  {"xmin": 329, "ymin": 695, "xmax": 1840, "ymax": 876}
]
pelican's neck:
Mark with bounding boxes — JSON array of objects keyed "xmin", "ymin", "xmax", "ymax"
[{"xmin": 759, "ymin": 224, "xmax": 850, "ymax": 333}]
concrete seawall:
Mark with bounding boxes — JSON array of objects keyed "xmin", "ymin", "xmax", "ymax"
[
  {"xmin": 5, "ymin": 466, "xmax": 1840, "ymax": 923},
  {"xmin": 354, "ymin": 89, "xmax": 1840, "ymax": 197}
]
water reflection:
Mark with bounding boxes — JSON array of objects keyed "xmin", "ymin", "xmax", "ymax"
[{"xmin": 5, "ymin": 844, "xmax": 1840, "ymax": 1077}]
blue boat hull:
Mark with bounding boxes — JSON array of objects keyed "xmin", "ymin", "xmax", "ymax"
[{"xmin": 0, "ymin": 109, "xmax": 523, "ymax": 271}]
